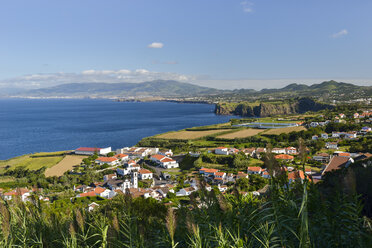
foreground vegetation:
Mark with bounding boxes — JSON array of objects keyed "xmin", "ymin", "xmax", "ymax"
[{"xmin": 0, "ymin": 167, "xmax": 371, "ymax": 247}]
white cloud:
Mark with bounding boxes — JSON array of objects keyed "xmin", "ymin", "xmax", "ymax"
[
  {"xmin": 331, "ymin": 29, "xmax": 348, "ymax": 38},
  {"xmin": 0, "ymin": 69, "xmax": 194, "ymax": 90},
  {"xmin": 148, "ymin": 42, "xmax": 164, "ymax": 48},
  {"xmin": 241, "ymin": 1, "xmax": 254, "ymax": 13}
]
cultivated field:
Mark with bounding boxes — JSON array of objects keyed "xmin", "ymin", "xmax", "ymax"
[
  {"xmin": 45, "ymin": 155, "xmax": 86, "ymax": 177},
  {"xmin": 216, "ymin": 128, "xmax": 263, "ymax": 139},
  {"xmin": 0, "ymin": 151, "xmax": 67, "ymax": 172},
  {"xmin": 263, "ymin": 126, "xmax": 306, "ymax": 135},
  {"xmin": 156, "ymin": 129, "xmax": 233, "ymax": 140}
]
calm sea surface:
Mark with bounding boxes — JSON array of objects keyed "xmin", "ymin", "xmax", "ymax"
[{"xmin": 0, "ymin": 99, "xmax": 232, "ymax": 160}]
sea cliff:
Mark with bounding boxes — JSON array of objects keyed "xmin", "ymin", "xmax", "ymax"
[{"xmin": 214, "ymin": 98, "xmax": 333, "ymax": 117}]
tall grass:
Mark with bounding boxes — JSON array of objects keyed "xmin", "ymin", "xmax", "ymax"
[{"xmin": 0, "ymin": 179, "xmax": 371, "ymax": 247}]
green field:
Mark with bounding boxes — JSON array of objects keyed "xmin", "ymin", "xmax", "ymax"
[{"xmin": 0, "ymin": 151, "xmax": 68, "ymax": 173}]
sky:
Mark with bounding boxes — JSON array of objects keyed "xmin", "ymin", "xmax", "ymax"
[{"xmin": 0, "ymin": 0, "xmax": 372, "ymax": 90}]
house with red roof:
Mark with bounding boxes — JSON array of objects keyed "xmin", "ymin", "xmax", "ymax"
[
  {"xmin": 322, "ymin": 156, "xmax": 354, "ymax": 178},
  {"xmin": 272, "ymin": 148, "xmax": 286, "ymax": 154},
  {"xmin": 150, "ymin": 154, "xmax": 179, "ymax": 169},
  {"xmin": 75, "ymin": 147, "xmax": 111, "ymax": 156},
  {"xmin": 138, "ymin": 169, "xmax": 153, "ymax": 180},
  {"xmin": 215, "ymin": 147, "xmax": 229, "ymax": 155},
  {"xmin": 103, "ymin": 173, "xmax": 117, "ymax": 182},
  {"xmin": 3, "ymin": 188, "xmax": 31, "ymax": 202},
  {"xmin": 247, "ymin": 166, "xmax": 262, "ymax": 175},
  {"xmin": 199, "ymin": 168, "xmax": 219, "ymax": 176},
  {"xmin": 274, "ymin": 154, "xmax": 294, "ymax": 161},
  {"xmin": 285, "ymin": 147, "xmax": 297, "ymax": 155},
  {"xmin": 288, "ymin": 171, "xmax": 305, "ymax": 184},
  {"xmin": 95, "ymin": 156, "xmax": 119, "ymax": 166},
  {"xmin": 114, "ymin": 153, "xmax": 129, "ymax": 162}
]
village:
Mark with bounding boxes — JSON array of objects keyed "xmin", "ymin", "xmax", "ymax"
[{"xmin": 1, "ymin": 109, "xmax": 371, "ymax": 212}]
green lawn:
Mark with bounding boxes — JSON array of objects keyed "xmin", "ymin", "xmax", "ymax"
[{"xmin": 0, "ymin": 151, "xmax": 67, "ymax": 173}]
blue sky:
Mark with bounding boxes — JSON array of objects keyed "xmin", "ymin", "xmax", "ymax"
[{"xmin": 1, "ymin": 0, "xmax": 372, "ymax": 89}]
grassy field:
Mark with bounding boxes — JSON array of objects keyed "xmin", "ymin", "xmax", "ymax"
[
  {"xmin": 262, "ymin": 126, "xmax": 306, "ymax": 135},
  {"xmin": 0, "ymin": 151, "xmax": 68, "ymax": 173},
  {"xmin": 216, "ymin": 128, "xmax": 263, "ymax": 139},
  {"xmin": 45, "ymin": 155, "xmax": 86, "ymax": 177},
  {"xmin": 156, "ymin": 129, "xmax": 233, "ymax": 140}
]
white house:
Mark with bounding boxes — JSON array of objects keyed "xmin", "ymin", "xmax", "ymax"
[
  {"xmin": 150, "ymin": 154, "xmax": 179, "ymax": 169},
  {"xmin": 345, "ymin": 132, "xmax": 357, "ymax": 139},
  {"xmin": 215, "ymin": 147, "xmax": 229, "ymax": 155},
  {"xmin": 285, "ymin": 147, "xmax": 297, "ymax": 155},
  {"xmin": 75, "ymin": 147, "xmax": 111, "ymax": 156},
  {"xmin": 309, "ymin": 122, "xmax": 319, "ymax": 128},
  {"xmin": 114, "ymin": 154, "xmax": 129, "ymax": 163},
  {"xmin": 312, "ymin": 153, "xmax": 330, "ymax": 163},
  {"xmin": 158, "ymin": 149, "xmax": 173, "ymax": 157},
  {"xmin": 95, "ymin": 157, "xmax": 119, "ymax": 166},
  {"xmin": 138, "ymin": 168, "xmax": 153, "ymax": 180},
  {"xmin": 176, "ymin": 187, "xmax": 196, "ymax": 196},
  {"xmin": 103, "ymin": 174, "xmax": 117, "ymax": 182},
  {"xmin": 218, "ymin": 184, "xmax": 228, "ymax": 192},
  {"xmin": 3, "ymin": 188, "xmax": 31, "ymax": 202},
  {"xmin": 321, "ymin": 133, "xmax": 329, "ymax": 139},
  {"xmin": 312, "ymin": 135, "xmax": 318, "ymax": 140},
  {"xmin": 88, "ymin": 202, "xmax": 100, "ymax": 212},
  {"xmin": 326, "ymin": 142, "xmax": 338, "ymax": 149},
  {"xmin": 247, "ymin": 167, "xmax": 262, "ymax": 175},
  {"xmin": 261, "ymin": 171, "xmax": 271, "ymax": 179},
  {"xmin": 332, "ymin": 132, "xmax": 342, "ymax": 138},
  {"xmin": 272, "ymin": 148, "xmax": 286, "ymax": 154},
  {"xmin": 199, "ymin": 168, "xmax": 219, "ymax": 177},
  {"xmin": 361, "ymin": 126, "xmax": 372, "ymax": 133}
]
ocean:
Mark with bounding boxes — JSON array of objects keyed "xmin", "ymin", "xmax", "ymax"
[{"xmin": 0, "ymin": 99, "xmax": 232, "ymax": 160}]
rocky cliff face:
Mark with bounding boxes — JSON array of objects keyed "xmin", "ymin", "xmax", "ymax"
[{"xmin": 214, "ymin": 98, "xmax": 333, "ymax": 117}]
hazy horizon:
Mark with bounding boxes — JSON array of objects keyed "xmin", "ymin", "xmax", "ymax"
[{"xmin": 1, "ymin": 1, "xmax": 372, "ymax": 90}]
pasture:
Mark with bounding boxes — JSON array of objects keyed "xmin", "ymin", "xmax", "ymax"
[
  {"xmin": 263, "ymin": 126, "xmax": 306, "ymax": 135},
  {"xmin": 156, "ymin": 129, "xmax": 233, "ymax": 140},
  {"xmin": 45, "ymin": 155, "xmax": 86, "ymax": 177},
  {"xmin": 216, "ymin": 128, "xmax": 263, "ymax": 139}
]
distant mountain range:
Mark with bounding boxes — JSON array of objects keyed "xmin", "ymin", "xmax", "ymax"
[{"xmin": 4, "ymin": 80, "xmax": 371, "ymax": 100}]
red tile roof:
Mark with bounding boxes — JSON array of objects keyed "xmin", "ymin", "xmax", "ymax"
[
  {"xmin": 161, "ymin": 157, "xmax": 175, "ymax": 163},
  {"xmin": 139, "ymin": 169, "xmax": 152, "ymax": 174},
  {"xmin": 152, "ymin": 154, "xmax": 165, "ymax": 160},
  {"xmin": 96, "ymin": 157, "xmax": 118, "ymax": 162},
  {"xmin": 275, "ymin": 154, "xmax": 294, "ymax": 160},
  {"xmin": 288, "ymin": 171, "xmax": 305, "ymax": 180},
  {"xmin": 247, "ymin": 166, "xmax": 262, "ymax": 172},
  {"xmin": 115, "ymin": 154, "xmax": 128, "ymax": 158},
  {"xmin": 322, "ymin": 156, "xmax": 351, "ymax": 175},
  {"xmin": 76, "ymin": 147, "xmax": 101, "ymax": 152},
  {"xmin": 214, "ymin": 172, "xmax": 226, "ymax": 177},
  {"xmin": 200, "ymin": 168, "xmax": 219, "ymax": 173}
]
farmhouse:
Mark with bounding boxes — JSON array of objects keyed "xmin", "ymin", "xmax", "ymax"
[
  {"xmin": 150, "ymin": 154, "xmax": 179, "ymax": 169},
  {"xmin": 274, "ymin": 154, "xmax": 294, "ymax": 161},
  {"xmin": 95, "ymin": 157, "xmax": 119, "ymax": 166},
  {"xmin": 215, "ymin": 147, "xmax": 229, "ymax": 155},
  {"xmin": 288, "ymin": 171, "xmax": 305, "ymax": 184},
  {"xmin": 138, "ymin": 169, "xmax": 153, "ymax": 180},
  {"xmin": 75, "ymin": 147, "xmax": 111, "ymax": 156},
  {"xmin": 247, "ymin": 167, "xmax": 262, "ymax": 175},
  {"xmin": 3, "ymin": 188, "xmax": 31, "ymax": 202},
  {"xmin": 325, "ymin": 142, "xmax": 338, "ymax": 149}
]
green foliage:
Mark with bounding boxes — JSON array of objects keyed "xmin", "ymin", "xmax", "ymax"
[{"xmin": 235, "ymin": 174, "xmax": 268, "ymax": 191}]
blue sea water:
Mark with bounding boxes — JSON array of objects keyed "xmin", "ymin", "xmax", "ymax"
[{"xmin": 0, "ymin": 99, "xmax": 232, "ymax": 160}]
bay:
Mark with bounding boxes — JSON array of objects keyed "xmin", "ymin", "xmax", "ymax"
[{"xmin": 0, "ymin": 99, "xmax": 232, "ymax": 160}]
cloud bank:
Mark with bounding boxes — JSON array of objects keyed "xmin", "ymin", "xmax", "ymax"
[{"xmin": 331, "ymin": 29, "xmax": 348, "ymax": 38}]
